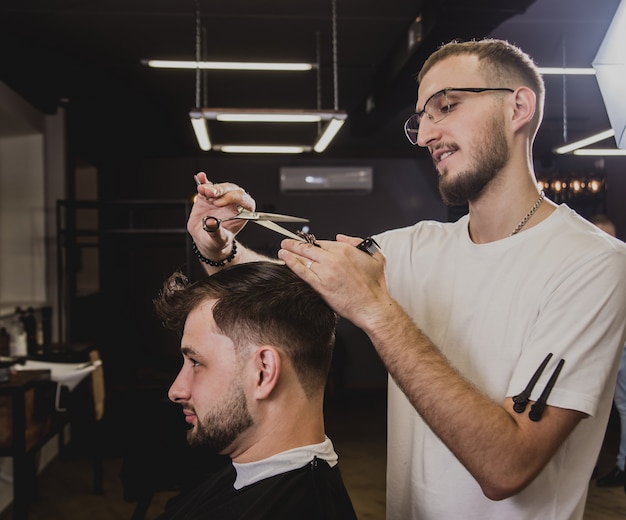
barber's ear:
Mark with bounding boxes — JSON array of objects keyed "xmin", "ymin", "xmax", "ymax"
[
  {"xmin": 253, "ymin": 346, "xmax": 281, "ymax": 399},
  {"xmin": 510, "ymin": 86, "xmax": 536, "ymax": 131}
]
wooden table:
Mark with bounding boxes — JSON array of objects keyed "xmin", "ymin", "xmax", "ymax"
[{"xmin": 0, "ymin": 369, "xmax": 56, "ymax": 520}]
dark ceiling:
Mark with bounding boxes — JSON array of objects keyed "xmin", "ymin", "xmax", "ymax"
[{"xmin": 0, "ymin": 0, "xmax": 621, "ymax": 166}]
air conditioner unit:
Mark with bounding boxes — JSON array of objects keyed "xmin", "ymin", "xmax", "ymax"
[{"xmin": 279, "ymin": 166, "xmax": 373, "ymax": 193}]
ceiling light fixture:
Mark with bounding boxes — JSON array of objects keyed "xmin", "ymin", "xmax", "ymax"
[
  {"xmin": 191, "ymin": 116, "xmax": 211, "ymax": 151},
  {"xmin": 311, "ymin": 0, "xmax": 346, "ymax": 154},
  {"xmin": 537, "ymin": 67, "xmax": 595, "ymax": 75},
  {"xmin": 314, "ymin": 117, "xmax": 346, "ymax": 152},
  {"xmin": 554, "ymin": 129, "xmax": 615, "ymax": 154},
  {"xmin": 144, "ymin": 59, "xmax": 314, "ymax": 71},
  {"xmin": 573, "ymin": 148, "xmax": 626, "ymax": 156},
  {"xmin": 218, "ymin": 145, "xmax": 308, "ymax": 154},
  {"xmin": 218, "ymin": 114, "xmax": 321, "ymax": 123},
  {"xmin": 183, "ymin": 0, "xmax": 346, "ymax": 154},
  {"xmin": 196, "ymin": 108, "xmax": 343, "ymax": 123}
]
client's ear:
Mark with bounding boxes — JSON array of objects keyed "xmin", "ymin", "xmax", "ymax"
[{"xmin": 253, "ymin": 346, "xmax": 281, "ymax": 399}]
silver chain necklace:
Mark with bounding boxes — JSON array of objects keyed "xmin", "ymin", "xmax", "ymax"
[{"xmin": 510, "ymin": 191, "xmax": 545, "ymax": 236}]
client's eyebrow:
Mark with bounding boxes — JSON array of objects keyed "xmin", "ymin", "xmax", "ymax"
[{"xmin": 181, "ymin": 345, "xmax": 201, "ymax": 358}]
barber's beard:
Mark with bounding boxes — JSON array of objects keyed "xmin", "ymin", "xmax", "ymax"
[
  {"xmin": 188, "ymin": 381, "xmax": 253, "ymax": 452},
  {"xmin": 438, "ymin": 114, "xmax": 509, "ymax": 206}
]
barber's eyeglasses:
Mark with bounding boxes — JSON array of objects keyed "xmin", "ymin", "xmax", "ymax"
[{"xmin": 404, "ymin": 87, "xmax": 515, "ymax": 145}]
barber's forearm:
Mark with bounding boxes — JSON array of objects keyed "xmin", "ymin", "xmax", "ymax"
[{"xmin": 364, "ymin": 300, "xmax": 580, "ymax": 499}]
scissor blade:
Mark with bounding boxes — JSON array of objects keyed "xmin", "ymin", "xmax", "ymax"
[
  {"xmin": 253, "ymin": 219, "xmax": 307, "ymax": 241},
  {"xmin": 251, "ymin": 211, "xmax": 309, "ymax": 223}
]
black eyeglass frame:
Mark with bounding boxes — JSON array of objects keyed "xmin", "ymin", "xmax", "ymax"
[{"xmin": 404, "ymin": 87, "xmax": 515, "ymax": 145}]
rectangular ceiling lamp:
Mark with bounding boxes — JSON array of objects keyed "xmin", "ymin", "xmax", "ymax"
[
  {"xmin": 144, "ymin": 60, "xmax": 314, "ymax": 71},
  {"xmin": 189, "ymin": 109, "xmax": 347, "ymax": 154}
]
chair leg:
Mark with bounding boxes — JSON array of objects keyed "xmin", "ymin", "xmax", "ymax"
[{"xmin": 92, "ymin": 419, "xmax": 104, "ymax": 495}]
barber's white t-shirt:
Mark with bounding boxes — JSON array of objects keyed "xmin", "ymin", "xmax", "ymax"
[{"xmin": 375, "ymin": 205, "xmax": 626, "ymax": 520}]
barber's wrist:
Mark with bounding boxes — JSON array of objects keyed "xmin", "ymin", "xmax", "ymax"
[{"xmin": 192, "ymin": 240, "xmax": 237, "ymax": 267}]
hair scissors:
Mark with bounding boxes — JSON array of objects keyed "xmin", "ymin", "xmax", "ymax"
[
  {"xmin": 194, "ymin": 175, "xmax": 379, "ymax": 253},
  {"xmin": 201, "ymin": 207, "xmax": 310, "ymax": 242},
  {"xmin": 194, "ymin": 174, "xmax": 310, "ymax": 241},
  {"xmin": 202, "ymin": 209, "xmax": 379, "ymax": 254}
]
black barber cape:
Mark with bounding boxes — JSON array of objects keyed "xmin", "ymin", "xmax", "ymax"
[{"xmin": 156, "ymin": 456, "xmax": 357, "ymax": 519}]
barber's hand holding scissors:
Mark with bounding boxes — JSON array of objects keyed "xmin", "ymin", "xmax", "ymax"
[
  {"xmin": 278, "ymin": 235, "xmax": 392, "ymax": 328},
  {"xmin": 188, "ymin": 172, "xmax": 256, "ymax": 259}
]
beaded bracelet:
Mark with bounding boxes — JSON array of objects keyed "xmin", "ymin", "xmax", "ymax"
[{"xmin": 192, "ymin": 240, "xmax": 237, "ymax": 267}]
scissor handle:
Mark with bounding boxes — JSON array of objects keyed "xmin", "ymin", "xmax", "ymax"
[{"xmin": 202, "ymin": 215, "xmax": 221, "ymax": 233}]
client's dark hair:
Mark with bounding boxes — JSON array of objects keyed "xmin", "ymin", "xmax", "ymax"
[{"xmin": 155, "ymin": 262, "xmax": 338, "ymax": 397}]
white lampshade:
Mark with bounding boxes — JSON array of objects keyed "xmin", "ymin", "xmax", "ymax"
[{"xmin": 592, "ymin": 0, "xmax": 626, "ymax": 149}]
